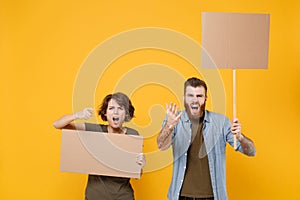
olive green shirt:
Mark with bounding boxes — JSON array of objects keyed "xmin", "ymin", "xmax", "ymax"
[
  {"xmin": 84, "ymin": 123, "xmax": 139, "ymax": 200},
  {"xmin": 180, "ymin": 118, "xmax": 214, "ymax": 198}
]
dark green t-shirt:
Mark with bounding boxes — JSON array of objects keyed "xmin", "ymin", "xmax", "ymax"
[
  {"xmin": 84, "ymin": 123, "xmax": 139, "ymax": 200},
  {"xmin": 180, "ymin": 118, "xmax": 214, "ymax": 198}
]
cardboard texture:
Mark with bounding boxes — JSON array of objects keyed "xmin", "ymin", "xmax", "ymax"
[
  {"xmin": 60, "ymin": 129, "xmax": 143, "ymax": 178},
  {"xmin": 202, "ymin": 12, "xmax": 270, "ymax": 69}
]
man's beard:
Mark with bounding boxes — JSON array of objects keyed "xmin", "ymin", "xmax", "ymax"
[{"xmin": 184, "ymin": 101, "xmax": 206, "ymax": 119}]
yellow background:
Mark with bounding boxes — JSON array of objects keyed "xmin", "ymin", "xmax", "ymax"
[{"xmin": 1, "ymin": 0, "xmax": 300, "ymax": 199}]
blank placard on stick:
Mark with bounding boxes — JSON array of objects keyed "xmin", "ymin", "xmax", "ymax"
[{"xmin": 202, "ymin": 12, "xmax": 270, "ymax": 148}]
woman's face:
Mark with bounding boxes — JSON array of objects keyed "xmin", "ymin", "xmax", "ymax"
[{"xmin": 106, "ymin": 98, "xmax": 126, "ymax": 128}]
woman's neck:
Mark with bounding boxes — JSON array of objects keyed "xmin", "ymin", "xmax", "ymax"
[{"xmin": 108, "ymin": 125, "xmax": 126, "ymax": 134}]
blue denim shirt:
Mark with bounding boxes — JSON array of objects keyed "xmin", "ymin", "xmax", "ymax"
[{"xmin": 165, "ymin": 110, "xmax": 244, "ymax": 200}]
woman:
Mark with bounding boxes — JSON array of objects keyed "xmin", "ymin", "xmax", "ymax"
[{"xmin": 53, "ymin": 92, "xmax": 145, "ymax": 200}]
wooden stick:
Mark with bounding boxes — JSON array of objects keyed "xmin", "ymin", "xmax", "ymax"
[{"xmin": 233, "ymin": 69, "xmax": 237, "ymax": 149}]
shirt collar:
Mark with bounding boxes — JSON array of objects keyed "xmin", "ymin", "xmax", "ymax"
[{"xmin": 182, "ymin": 110, "xmax": 210, "ymax": 123}]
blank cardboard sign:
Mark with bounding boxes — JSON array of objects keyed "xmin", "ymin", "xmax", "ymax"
[
  {"xmin": 60, "ymin": 129, "xmax": 143, "ymax": 178},
  {"xmin": 202, "ymin": 12, "xmax": 270, "ymax": 69}
]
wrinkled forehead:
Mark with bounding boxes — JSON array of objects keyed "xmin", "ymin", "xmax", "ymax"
[{"xmin": 185, "ymin": 86, "xmax": 206, "ymax": 95}]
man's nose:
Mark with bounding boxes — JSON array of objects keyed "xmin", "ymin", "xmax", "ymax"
[{"xmin": 192, "ymin": 96, "xmax": 197, "ymax": 102}]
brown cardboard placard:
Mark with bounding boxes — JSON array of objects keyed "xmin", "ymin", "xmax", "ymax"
[
  {"xmin": 202, "ymin": 12, "xmax": 270, "ymax": 69},
  {"xmin": 201, "ymin": 12, "xmax": 270, "ymax": 148},
  {"xmin": 60, "ymin": 129, "xmax": 143, "ymax": 178}
]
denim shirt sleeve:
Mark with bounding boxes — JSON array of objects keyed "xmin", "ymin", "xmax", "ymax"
[{"xmin": 164, "ymin": 111, "xmax": 191, "ymax": 200}]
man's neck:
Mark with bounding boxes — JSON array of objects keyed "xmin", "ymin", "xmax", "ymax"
[{"xmin": 190, "ymin": 113, "xmax": 205, "ymax": 124}]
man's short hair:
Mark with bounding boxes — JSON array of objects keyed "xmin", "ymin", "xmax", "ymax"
[{"xmin": 184, "ymin": 77, "xmax": 207, "ymax": 95}]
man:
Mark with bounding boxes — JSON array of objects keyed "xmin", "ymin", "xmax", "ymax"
[{"xmin": 157, "ymin": 77, "xmax": 256, "ymax": 200}]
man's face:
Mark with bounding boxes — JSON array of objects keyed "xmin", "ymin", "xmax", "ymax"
[{"xmin": 184, "ymin": 86, "xmax": 207, "ymax": 119}]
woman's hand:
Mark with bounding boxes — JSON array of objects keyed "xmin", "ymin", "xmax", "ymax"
[
  {"xmin": 136, "ymin": 153, "xmax": 146, "ymax": 168},
  {"xmin": 74, "ymin": 108, "xmax": 94, "ymax": 120}
]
